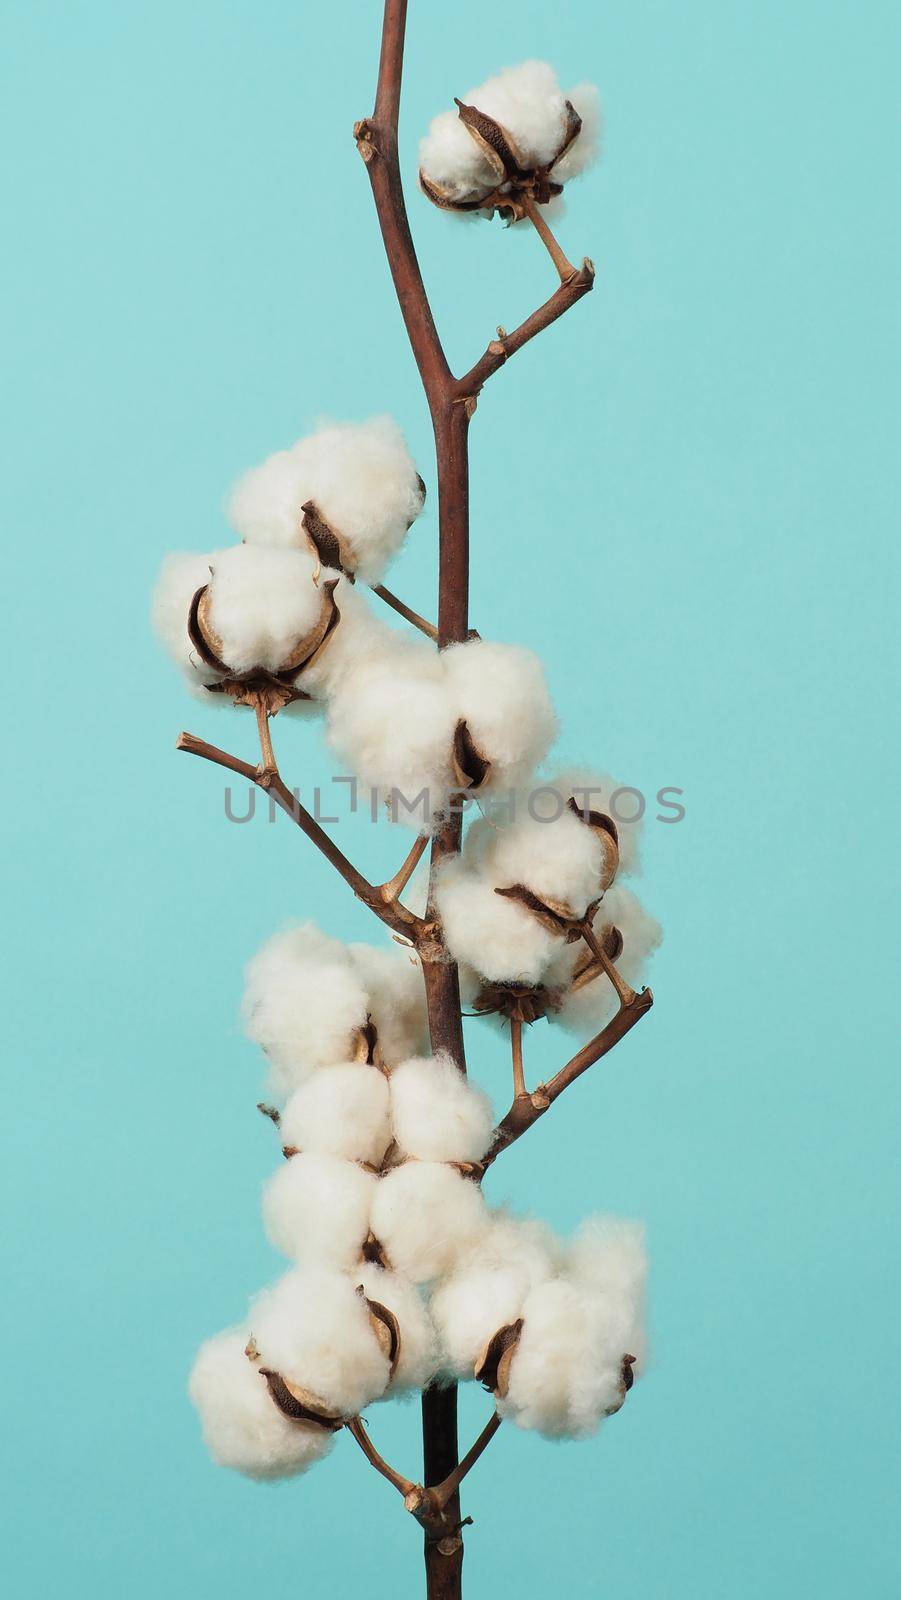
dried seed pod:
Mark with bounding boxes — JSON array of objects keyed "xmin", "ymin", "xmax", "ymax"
[
  {"xmin": 258, "ymin": 1368, "xmax": 345, "ymax": 1432},
  {"xmin": 189, "ymin": 575, "xmax": 339, "ymax": 684},
  {"xmin": 494, "ymin": 883, "xmax": 585, "ymax": 937},
  {"xmin": 604, "ymin": 1354, "xmax": 637, "ymax": 1417},
  {"xmin": 454, "ymin": 97, "xmax": 528, "ymax": 180},
  {"xmin": 567, "ymin": 798, "xmax": 620, "ymax": 889},
  {"xmin": 475, "ymin": 1318, "xmax": 524, "ymax": 1397},
  {"xmin": 452, "ymin": 719, "xmax": 492, "ymax": 790},
  {"xmin": 360, "ymin": 1290, "xmax": 401, "ymax": 1380},
  {"xmin": 301, "ymin": 501, "xmax": 352, "ymax": 577},
  {"xmin": 471, "ymin": 979, "xmax": 564, "ymax": 1025}
]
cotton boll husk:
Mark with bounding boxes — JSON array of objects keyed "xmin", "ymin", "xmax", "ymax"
[
  {"xmin": 464, "ymin": 61, "xmax": 571, "ymax": 170},
  {"xmin": 555, "ymin": 885, "xmax": 661, "ymax": 1037},
  {"xmin": 435, "ymin": 858, "xmax": 561, "ymax": 986},
  {"xmin": 389, "ymin": 1052, "xmax": 494, "ymax": 1164},
  {"xmin": 203, "ymin": 544, "xmax": 326, "ymax": 675},
  {"xmin": 419, "ymin": 108, "xmax": 500, "ymax": 203},
  {"xmin": 243, "ymin": 924, "xmax": 371, "ymax": 1097},
  {"xmin": 189, "ymin": 1328, "xmax": 334, "ymax": 1480},
  {"xmin": 370, "ymin": 1162, "xmax": 489, "ymax": 1283},
  {"xmin": 549, "ymin": 766, "xmax": 644, "ymax": 877},
  {"xmin": 279, "ymin": 1067, "xmax": 392, "ymax": 1168},
  {"xmin": 355, "ymin": 1263, "xmax": 440, "ymax": 1393},
  {"xmin": 152, "ymin": 551, "xmax": 224, "ymax": 689},
  {"xmin": 250, "ymin": 1267, "xmax": 391, "ymax": 1415},
  {"xmin": 262, "ymin": 1152, "xmax": 377, "ymax": 1269},
  {"xmin": 498, "ymin": 1278, "xmax": 629, "ymax": 1439},
  {"xmin": 347, "ymin": 943, "xmax": 430, "ymax": 1066},
  {"xmin": 430, "ymin": 1213, "xmax": 561, "ymax": 1377},
  {"xmin": 326, "ymin": 640, "xmax": 456, "ymax": 830},
  {"xmin": 292, "ymin": 417, "xmax": 424, "ymax": 584},
  {"xmin": 551, "ymin": 83, "xmax": 602, "ymax": 183},
  {"xmin": 474, "ymin": 802, "xmax": 606, "ymax": 920},
  {"xmin": 441, "ymin": 641, "xmax": 557, "ymax": 792}
]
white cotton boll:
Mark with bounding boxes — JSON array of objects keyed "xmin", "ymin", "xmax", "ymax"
[
  {"xmin": 152, "ymin": 551, "xmax": 224, "ymax": 688},
  {"xmin": 250, "ymin": 1268, "xmax": 391, "ymax": 1415},
  {"xmin": 419, "ymin": 108, "xmax": 501, "ymax": 204},
  {"xmin": 498, "ymin": 1278, "xmax": 631, "ymax": 1439},
  {"xmin": 389, "ymin": 1053, "xmax": 494, "ymax": 1164},
  {"xmin": 263, "ymin": 1152, "xmax": 377, "ymax": 1269},
  {"xmin": 189, "ymin": 1328, "xmax": 333, "ymax": 1480},
  {"xmin": 430, "ymin": 1213, "xmax": 561, "ymax": 1377},
  {"xmin": 370, "ymin": 1162, "xmax": 489, "ymax": 1284},
  {"xmin": 347, "ymin": 944, "xmax": 430, "ymax": 1066},
  {"xmin": 551, "ymin": 83, "xmax": 602, "ymax": 183},
  {"xmin": 555, "ymin": 884, "xmax": 661, "ymax": 1036},
  {"xmin": 441, "ymin": 641, "xmax": 557, "ymax": 793},
  {"xmin": 477, "ymin": 803, "xmax": 606, "ymax": 920},
  {"xmin": 355, "ymin": 1263, "xmax": 440, "ymax": 1393},
  {"xmin": 465, "ymin": 60, "xmax": 570, "ymax": 170},
  {"xmin": 203, "ymin": 544, "xmax": 325, "ymax": 675},
  {"xmin": 243, "ymin": 924, "xmax": 371, "ymax": 1097},
  {"xmin": 228, "ymin": 447, "xmax": 310, "ymax": 548},
  {"xmin": 326, "ymin": 640, "xmax": 455, "ymax": 830},
  {"xmin": 435, "ymin": 859, "xmax": 561, "ymax": 986},
  {"xmin": 292, "ymin": 417, "xmax": 425, "ymax": 584},
  {"xmin": 280, "ymin": 1067, "xmax": 391, "ymax": 1168}
]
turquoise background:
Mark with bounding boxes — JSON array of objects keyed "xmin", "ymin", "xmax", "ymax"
[{"xmin": 2, "ymin": 0, "xmax": 898, "ymax": 1594}]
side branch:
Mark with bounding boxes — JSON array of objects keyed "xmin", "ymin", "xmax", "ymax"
[
  {"xmin": 457, "ymin": 261, "xmax": 596, "ymax": 397},
  {"xmin": 484, "ymin": 987, "xmax": 654, "ymax": 1166},
  {"xmin": 176, "ymin": 731, "xmax": 424, "ymax": 940}
]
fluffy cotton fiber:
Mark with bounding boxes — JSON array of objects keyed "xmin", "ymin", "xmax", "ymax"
[
  {"xmin": 430, "ymin": 1213, "xmax": 561, "ymax": 1377},
  {"xmin": 435, "ymin": 858, "xmax": 562, "ymax": 987},
  {"xmin": 389, "ymin": 1053, "xmax": 494, "ymax": 1164},
  {"xmin": 280, "ymin": 1066, "xmax": 392, "ymax": 1168},
  {"xmin": 263, "ymin": 1152, "xmax": 377, "ymax": 1269},
  {"xmin": 468, "ymin": 803, "xmax": 607, "ymax": 921},
  {"xmin": 420, "ymin": 62, "xmax": 600, "ymax": 207},
  {"xmin": 243, "ymin": 924, "xmax": 372, "ymax": 1098},
  {"xmin": 228, "ymin": 416, "xmax": 425, "ymax": 584},
  {"xmin": 326, "ymin": 637, "xmax": 556, "ymax": 831},
  {"xmin": 249, "ymin": 1267, "xmax": 391, "ymax": 1416},
  {"xmin": 370, "ymin": 1162, "xmax": 489, "ymax": 1283},
  {"xmin": 355, "ymin": 1263, "xmax": 440, "ymax": 1394},
  {"xmin": 189, "ymin": 1328, "xmax": 334, "ymax": 1479},
  {"xmin": 201, "ymin": 543, "xmax": 328, "ymax": 675},
  {"xmin": 243, "ymin": 924, "xmax": 428, "ymax": 1098}
]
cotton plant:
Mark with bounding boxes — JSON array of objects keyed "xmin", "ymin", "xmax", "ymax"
[{"xmin": 158, "ymin": 10, "xmax": 659, "ymax": 1598}]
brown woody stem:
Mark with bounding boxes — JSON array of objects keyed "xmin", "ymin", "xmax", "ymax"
[
  {"xmin": 176, "ymin": 731, "xmax": 423, "ymax": 939},
  {"xmin": 377, "ymin": 832, "xmax": 429, "ymax": 905},
  {"xmin": 521, "ymin": 192, "xmax": 579, "ymax": 282},
  {"xmin": 253, "ymin": 697, "xmax": 277, "ymax": 777},
  {"xmin": 346, "ymin": 1416, "xmax": 416, "ymax": 1498},
  {"xmin": 581, "ymin": 923, "xmax": 637, "ymax": 1009},
  {"xmin": 429, "ymin": 1412, "xmax": 502, "ymax": 1511},
  {"xmin": 510, "ymin": 1016, "xmax": 526, "ymax": 1099},
  {"xmin": 371, "ymin": 582, "xmax": 440, "ymax": 642},
  {"xmin": 484, "ymin": 987, "xmax": 654, "ymax": 1167}
]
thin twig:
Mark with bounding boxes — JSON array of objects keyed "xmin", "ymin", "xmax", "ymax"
[
  {"xmin": 429, "ymin": 1412, "xmax": 502, "ymax": 1511},
  {"xmin": 484, "ymin": 988, "xmax": 654, "ymax": 1167},
  {"xmin": 346, "ymin": 1416, "xmax": 416, "ymax": 1498},
  {"xmin": 371, "ymin": 583, "xmax": 440, "ymax": 642},
  {"xmin": 580, "ymin": 923, "xmax": 636, "ymax": 1009},
  {"xmin": 253, "ymin": 697, "xmax": 277, "ymax": 777},
  {"xmin": 457, "ymin": 262, "xmax": 596, "ymax": 397},
  {"xmin": 176, "ymin": 731, "xmax": 424, "ymax": 939},
  {"xmin": 521, "ymin": 193, "xmax": 578, "ymax": 282},
  {"xmin": 377, "ymin": 832, "xmax": 429, "ymax": 905},
  {"xmin": 510, "ymin": 1016, "xmax": 526, "ymax": 1099}
]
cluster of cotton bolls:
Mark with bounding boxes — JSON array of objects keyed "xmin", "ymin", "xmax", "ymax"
[
  {"xmin": 419, "ymin": 60, "xmax": 600, "ymax": 214},
  {"xmin": 189, "ymin": 914, "xmax": 646, "ymax": 1476},
  {"xmin": 436, "ymin": 773, "xmax": 661, "ymax": 1028},
  {"xmin": 152, "ymin": 415, "xmax": 425, "ymax": 703}
]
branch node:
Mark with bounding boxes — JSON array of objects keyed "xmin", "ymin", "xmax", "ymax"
[{"xmin": 353, "ymin": 118, "xmax": 376, "ymax": 163}]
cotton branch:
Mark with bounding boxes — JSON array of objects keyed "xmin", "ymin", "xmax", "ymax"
[
  {"xmin": 176, "ymin": 727, "xmax": 424, "ymax": 940},
  {"xmin": 484, "ymin": 987, "xmax": 654, "ymax": 1167}
]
